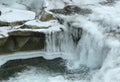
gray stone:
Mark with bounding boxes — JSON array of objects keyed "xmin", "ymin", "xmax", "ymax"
[{"xmin": 40, "ymin": 12, "xmax": 56, "ymax": 21}]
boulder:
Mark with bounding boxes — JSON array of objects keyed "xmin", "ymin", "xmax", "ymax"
[
  {"xmin": 0, "ymin": 57, "xmax": 65, "ymax": 80},
  {"xmin": 50, "ymin": 5, "xmax": 92, "ymax": 15},
  {"xmin": 64, "ymin": 5, "xmax": 81, "ymax": 14},
  {"xmin": 40, "ymin": 12, "xmax": 56, "ymax": 21}
]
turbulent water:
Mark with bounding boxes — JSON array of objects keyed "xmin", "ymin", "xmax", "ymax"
[{"xmin": 1, "ymin": 0, "xmax": 120, "ymax": 82}]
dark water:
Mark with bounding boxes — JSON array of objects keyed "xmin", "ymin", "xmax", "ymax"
[
  {"xmin": 0, "ymin": 54, "xmax": 91, "ymax": 82},
  {"xmin": 0, "ymin": 56, "xmax": 66, "ymax": 81}
]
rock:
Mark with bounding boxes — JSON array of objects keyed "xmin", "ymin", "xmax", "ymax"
[
  {"xmin": 9, "ymin": 30, "xmax": 45, "ymax": 37},
  {"xmin": 64, "ymin": 5, "xmax": 81, "ymax": 14},
  {"xmin": 14, "ymin": 37, "xmax": 30, "ymax": 49},
  {"xmin": 50, "ymin": 5, "xmax": 92, "ymax": 15},
  {"xmin": 50, "ymin": 9, "xmax": 65, "ymax": 14},
  {"xmin": 0, "ymin": 20, "xmax": 27, "ymax": 26},
  {"xmin": 0, "ymin": 11, "xmax": 1, "ymax": 16},
  {"xmin": 20, "ymin": 20, "xmax": 51, "ymax": 29},
  {"xmin": 8, "ymin": 31, "xmax": 45, "ymax": 51},
  {"xmin": 0, "ymin": 21, "xmax": 9, "ymax": 26},
  {"xmin": 40, "ymin": 12, "xmax": 56, "ymax": 21},
  {"xmin": 0, "ymin": 57, "xmax": 65, "ymax": 80},
  {"xmin": 67, "ymin": 22, "xmax": 83, "ymax": 45},
  {"xmin": 20, "ymin": 37, "xmax": 45, "ymax": 51},
  {"xmin": 20, "ymin": 25, "xmax": 45, "ymax": 29},
  {"xmin": 0, "ymin": 37, "xmax": 8, "ymax": 46},
  {"xmin": 0, "ymin": 30, "xmax": 45, "ymax": 53},
  {"xmin": 0, "ymin": 9, "xmax": 35, "ymax": 26},
  {"xmin": 0, "ymin": 18, "xmax": 64, "ymax": 53},
  {"xmin": 10, "ymin": 21, "xmax": 27, "ymax": 26},
  {"xmin": 0, "ymin": 37, "xmax": 45, "ymax": 53}
]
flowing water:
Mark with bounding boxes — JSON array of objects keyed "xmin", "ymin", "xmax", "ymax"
[
  {"xmin": 0, "ymin": 17, "xmax": 119, "ymax": 82},
  {"xmin": 1, "ymin": 0, "xmax": 120, "ymax": 82}
]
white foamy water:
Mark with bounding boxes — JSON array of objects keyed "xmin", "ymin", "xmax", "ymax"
[
  {"xmin": 1, "ymin": 0, "xmax": 120, "ymax": 82},
  {"xmin": 1, "ymin": 66, "xmax": 93, "ymax": 82}
]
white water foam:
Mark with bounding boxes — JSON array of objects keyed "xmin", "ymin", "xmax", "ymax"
[
  {"xmin": 1, "ymin": 67, "xmax": 91, "ymax": 82},
  {"xmin": 1, "ymin": 0, "xmax": 120, "ymax": 82}
]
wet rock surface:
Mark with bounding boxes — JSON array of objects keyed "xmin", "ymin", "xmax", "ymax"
[
  {"xmin": 0, "ymin": 4, "xmax": 83, "ymax": 54},
  {"xmin": 0, "ymin": 57, "xmax": 66, "ymax": 81},
  {"xmin": 0, "ymin": 20, "xmax": 27, "ymax": 26},
  {"xmin": 40, "ymin": 12, "xmax": 56, "ymax": 21},
  {"xmin": 50, "ymin": 5, "xmax": 92, "ymax": 15},
  {"xmin": 0, "ymin": 37, "xmax": 45, "ymax": 54},
  {"xmin": 0, "ymin": 37, "xmax": 8, "ymax": 46}
]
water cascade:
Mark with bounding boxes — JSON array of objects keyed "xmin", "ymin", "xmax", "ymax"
[
  {"xmin": 44, "ymin": 14, "xmax": 110, "ymax": 70},
  {"xmin": 45, "ymin": 21, "xmax": 82, "ymax": 58},
  {"xmin": 1, "ymin": 0, "xmax": 120, "ymax": 82}
]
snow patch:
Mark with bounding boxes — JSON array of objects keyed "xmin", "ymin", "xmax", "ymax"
[
  {"xmin": 0, "ymin": 26, "xmax": 11, "ymax": 38},
  {"xmin": 0, "ymin": 8, "xmax": 35, "ymax": 22}
]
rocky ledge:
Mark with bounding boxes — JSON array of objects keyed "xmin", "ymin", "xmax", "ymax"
[
  {"xmin": 0, "ymin": 57, "xmax": 66, "ymax": 80},
  {"xmin": 0, "ymin": 5, "xmax": 84, "ymax": 54}
]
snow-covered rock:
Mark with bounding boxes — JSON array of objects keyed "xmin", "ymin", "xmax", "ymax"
[
  {"xmin": 0, "ymin": 11, "xmax": 65, "ymax": 53},
  {"xmin": 0, "ymin": 7, "xmax": 35, "ymax": 26},
  {"xmin": 21, "ymin": 20, "xmax": 54, "ymax": 29}
]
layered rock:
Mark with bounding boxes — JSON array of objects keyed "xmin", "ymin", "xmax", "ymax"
[
  {"xmin": 0, "ymin": 5, "xmax": 83, "ymax": 54},
  {"xmin": 0, "ymin": 57, "xmax": 65, "ymax": 80}
]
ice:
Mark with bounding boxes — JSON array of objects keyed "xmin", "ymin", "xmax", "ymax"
[{"xmin": 1, "ymin": 0, "xmax": 120, "ymax": 82}]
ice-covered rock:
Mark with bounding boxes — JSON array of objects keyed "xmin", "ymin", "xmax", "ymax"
[{"xmin": 0, "ymin": 7, "xmax": 35, "ymax": 26}]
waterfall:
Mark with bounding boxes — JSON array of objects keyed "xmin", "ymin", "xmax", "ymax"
[
  {"xmin": 76, "ymin": 31, "xmax": 110, "ymax": 69},
  {"xmin": 1, "ymin": 0, "xmax": 120, "ymax": 82},
  {"xmin": 44, "ymin": 16, "xmax": 79, "ymax": 52},
  {"xmin": 44, "ymin": 16, "xmax": 110, "ymax": 70}
]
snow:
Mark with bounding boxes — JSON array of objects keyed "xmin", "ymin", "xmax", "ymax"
[
  {"xmin": 1, "ymin": 0, "xmax": 120, "ymax": 82},
  {"xmin": 0, "ymin": 26, "xmax": 11, "ymax": 38},
  {"xmin": 25, "ymin": 20, "xmax": 56, "ymax": 28},
  {"xmin": 87, "ymin": 2, "xmax": 120, "ymax": 33},
  {"xmin": 9, "ymin": 3, "xmax": 27, "ymax": 10},
  {"xmin": 0, "ymin": 51, "xmax": 62, "ymax": 67},
  {"xmin": 45, "ymin": 0, "xmax": 65, "ymax": 10},
  {"xmin": 0, "ymin": 7, "xmax": 35, "ymax": 22},
  {"xmin": 19, "ymin": 20, "xmax": 65, "ymax": 33}
]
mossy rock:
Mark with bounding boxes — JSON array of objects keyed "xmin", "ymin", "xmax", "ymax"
[{"xmin": 40, "ymin": 12, "xmax": 56, "ymax": 22}]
